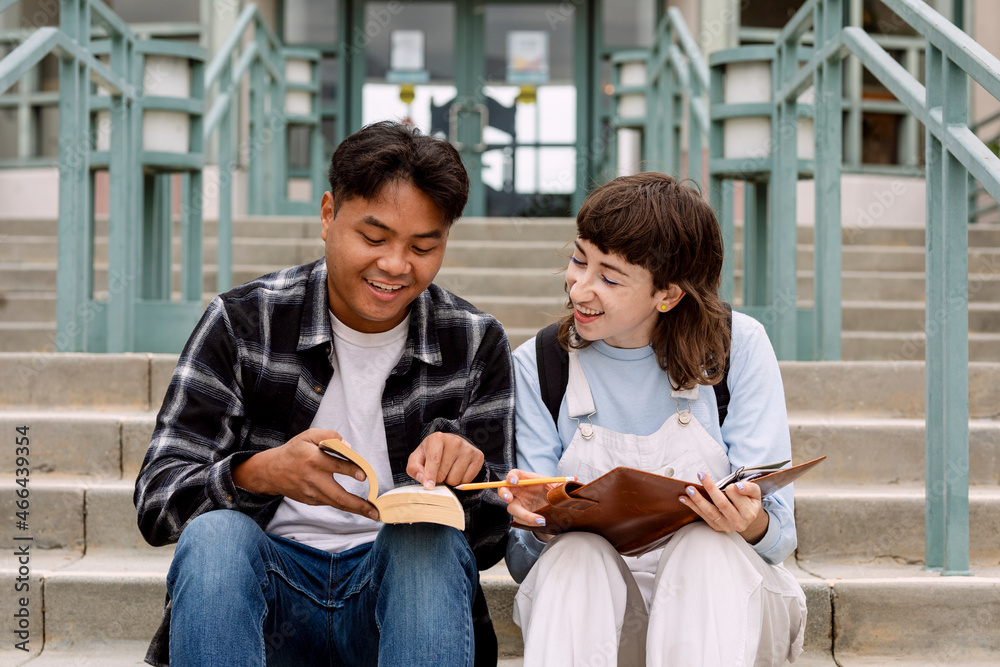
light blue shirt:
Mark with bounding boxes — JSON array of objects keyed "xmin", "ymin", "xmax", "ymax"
[{"xmin": 506, "ymin": 311, "xmax": 796, "ymax": 582}]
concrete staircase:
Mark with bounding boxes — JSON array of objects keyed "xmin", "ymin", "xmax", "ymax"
[
  {"xmin": 1, "ymin": 216, "xmax": 1000, "ymax": 359},
  {"xmin": 1, "ymin": 353, "xmax": 999, "ymax": 665},
  {"xmin": 1, "ymin": 216, "xmax": 999, "ymax": 664}
]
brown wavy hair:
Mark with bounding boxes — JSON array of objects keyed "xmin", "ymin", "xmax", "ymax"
[{"xmin": 557, "ymin": 172, "xmax": 730, "ymax": 390}]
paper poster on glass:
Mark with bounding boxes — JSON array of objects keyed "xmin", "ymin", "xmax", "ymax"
[
  {"xmin": 507, "ymin": 31, "xmax": 549, "ymax": 85},
  {"xmin": 387, "ymin": 30, "xmax": 429, "ymax": 83}
]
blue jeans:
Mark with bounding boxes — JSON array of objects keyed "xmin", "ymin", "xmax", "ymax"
[{"xmin": 166, "ymin": 510, "xmax": 478, "ymax": 666}]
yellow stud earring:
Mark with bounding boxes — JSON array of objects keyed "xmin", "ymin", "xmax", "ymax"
[{"xmin": 659, "ymin": 304, "xmax": 669, "ymax": 312}]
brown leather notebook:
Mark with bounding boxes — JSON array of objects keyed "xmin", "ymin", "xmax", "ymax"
[{"xmin": 514, "ymin": 456, "xmax": 825, "ymax": 557}]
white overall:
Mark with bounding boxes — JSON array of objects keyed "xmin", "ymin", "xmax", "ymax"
[{"xmin": 513, "ymin": 348, "xmax": 807, "ymax": 666}]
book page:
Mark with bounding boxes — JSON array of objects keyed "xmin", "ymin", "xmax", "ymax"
[{"xmin": 318, "ymin": 439, "xmax": 378, "ymax": 503}]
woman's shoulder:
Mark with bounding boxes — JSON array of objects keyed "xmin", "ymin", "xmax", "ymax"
[
  {"xmin": 730, "ymin": 310, "xmax": 766, "ymax": 348},
  {"xmin": 728, "ymin": 310, "xmax": 775, "ymax": 364}
]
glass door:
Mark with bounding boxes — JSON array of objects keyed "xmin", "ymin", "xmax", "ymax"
[
  {"xmin": 474, "ymin": 2, "xmax": 579, "ymax": 217},
  {"xmin": 350, "ymin": 0, "xmax": 585, "ymax": 216}
]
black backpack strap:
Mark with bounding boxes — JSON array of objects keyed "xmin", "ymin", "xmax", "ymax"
[
  {"xmin": 713, "ymin": 303, "xmax": 733, "ymax": 428},
  {"xmin": 535, "ymin": 322, "xmax": 569, "ymax": 424}
]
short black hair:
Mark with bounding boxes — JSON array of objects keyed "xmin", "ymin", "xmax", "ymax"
[{"xmin": 327, "ymin": 121, "xmax": 470, "ymax": 225}]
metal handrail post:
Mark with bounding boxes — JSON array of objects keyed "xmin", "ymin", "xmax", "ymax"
[
  {"xmin": 55, "ymin": 0, "xmax": 92, "ymax": 351},
  {"xmin": 813, "ymin": 0, "xmax": 844, "ymax": 361},
  {"xmin": 248, "ymin": 24, "xmax": 267, "ymax": 215},
  {"xmin": 217, "ymin": 57, "xmax": 234, "ymax": 293},
  {"xmin": 769, "ymin": 31, "xmax": 801, "ymax": 359},
  {"xmin": 923, "ymin": 42, "xmax": 972, "ymax": 575},
  {"xmin": 270, "ymin": 43, "xmax": 286, "ymax": 215},
  {"xmin": 688, "ymin": 57, "xmax": 704, "ymax": 188},
  {"xmin": 183, "ymin": 56, "xmax": 206, "ymax": 303}
]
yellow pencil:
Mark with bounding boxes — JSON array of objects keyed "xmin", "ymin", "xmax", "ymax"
[{"xmin": 454, "ymin": 476, "xmax": 577, "ymax": 491}]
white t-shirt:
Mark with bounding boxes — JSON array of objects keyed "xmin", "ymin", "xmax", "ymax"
[{"xmin": 265, "ymin": 312, "xmax": 409, "ymax": 553}]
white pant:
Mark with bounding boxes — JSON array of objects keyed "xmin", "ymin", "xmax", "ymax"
[{"xmin": 513, "ymin": 524, "xmax": 807, "ymax": 667}]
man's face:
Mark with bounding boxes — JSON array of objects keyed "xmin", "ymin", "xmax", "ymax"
[{"xmin": 320, "ymin": 180, "xmax": 449, "ymax": 333}]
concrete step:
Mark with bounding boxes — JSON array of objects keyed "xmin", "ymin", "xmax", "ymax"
[
  {"xmin": 0, "ymin": 323, "xmax": 58, "ymax": 353},
  {"xmin": 731, "ymin": 244, "xmax": 1000, "ymax": 274},
  {"xmin": 842, "ymin": 330, "xmax": 1000, "ymax": 361},
  {"xmin": 7, "ymin": 476, "xmax": 999, "ymax": 565},
  {"xmin": 0, "ymin": 263, "xmax": 57, "ymax": 291},
  {"xmin": 0, "ymin": 237, "xmax": 60, "ymax": 264},
  {"xmin": 442, "ymin": 240, "xmax": 570, "ymax": 270},
  {"xmin": 840, "ymin": 300, "xmax": 1000, "ymax": 333},
  {"xmin": 0, "ymin": 410, "xmax": 152, "ymax": 478},
  {"xmin": 0, "ymin": 353, "xmax": 176, "ymax": 411},
  {"xmin": 449, "ymin": 217, "xmax": 578, "ymax": 243},
  {"xmin": 741, "ymin": 223, "xmax": 1000, "ymax": 249},
  {"xmin": 1, "ymin": 553, "xmax": 997, "ymax": 665},
  {"xmin": 3, "ymin": 410, "xmax": 996, "ymax": 487},
  {"xmin": 790, "ymin": 417, "xmax": 1000, "ymax": 486},
  {"xmin": 436, "ymin": 267, "xmax": 567, "ymax": 298},
  {"xmin": 779, "ymin": 361, "xmax": 1000, "ymax": 419},
  {"xmin": 468, "ymin": 295, "xmax": 565, "ymax": 330},
  {"xmin": 0, "ymin": 292, "xmax": 57, "ymax": 322},
  {"xmin": 733, "ymin": 270, "xmax": 1000, "ymax": 303},
  {"xmin": 794, "ymin": 483, "xmax": 1000, "ymax": 564},
  {"xmin": 3, "ymin": 355, "xmax": 998, "ymax": 419},
  {"xmin": 0, "ymin": 478, "xmax": 163, "ymax": 553}
]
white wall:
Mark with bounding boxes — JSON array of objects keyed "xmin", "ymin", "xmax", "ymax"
[{"xmin": 0, "ymin": 166, "xmax": 250, "ymax": 221}]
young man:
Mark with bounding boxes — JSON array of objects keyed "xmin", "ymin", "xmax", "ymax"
[{"xmin": 134, "ymin": 121, "xmax": 515, "ymax": 666}]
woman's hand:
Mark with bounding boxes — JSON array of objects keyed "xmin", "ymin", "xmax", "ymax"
[
  {"xmin": 496, "ymin": 469, "xmax": 561, "ymax": 535},
  {"xmin": 678, "ymin": 471, "xmax": 769, "ymax": 544}
]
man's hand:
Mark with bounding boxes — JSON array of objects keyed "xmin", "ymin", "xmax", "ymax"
[
  {"xmin": 407, "ymin": 432, "xmax": 484, "ymax": 489},
  {"xmin": 232, "ymin": 428, "xmax": 379, "ymax": 520}
]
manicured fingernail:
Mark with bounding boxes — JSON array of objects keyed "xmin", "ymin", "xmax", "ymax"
[
  {"xmin": 509, "ymin": 477, "xmax": 519, "ymax": 485},
  {"xmin": 501, "ymin": 492, "xmax": 512, "ymax": 502},
  {"xmin": 686, "ymin": 486, "xmax": 696, "ymax": 496},
  {"xmin": 736, "ymin": 482, "xmax": 745, "ymax": 491},
  {"xmin": 678, "ymin": 496, "xmax": 687, "ymax": 504},
  {"xmin": 697, "ymin": 471, "xmax": 705, "ymax": 481},
  {"xmin": 535, "ymin": 517, "xmax": 546, "ymax": 526},
  {"xmin": 424, "ymin": 480, "xmax": 434, "ymax": 490}
]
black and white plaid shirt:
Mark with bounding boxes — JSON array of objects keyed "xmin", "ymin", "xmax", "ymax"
[{"xmin": 135, "ymin": 258, "xmax": 515, "ymax": 665}]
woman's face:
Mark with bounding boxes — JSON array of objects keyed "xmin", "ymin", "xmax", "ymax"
[{"xmin": 566, "ymin": 238, "xmax": 683, "ymax": 349}]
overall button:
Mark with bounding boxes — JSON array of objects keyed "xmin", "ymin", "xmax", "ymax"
[{"xmin": 678, "ymin": 411, "xmax": 691, "ymax": 425}]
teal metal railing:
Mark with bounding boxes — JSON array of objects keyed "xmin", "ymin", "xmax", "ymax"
[
  {"xmin": 0, "ymin": 2, "xmax": 203, "ymax": 168},
  {"xmin": 625, "ymin": 0, "xmax": 1000, "ymax": 575},
  {"xmin": 608, "ymin": 9, "xmax": 709, "ymax": 186},
  {"xmin": 740, "ymin": 24, "xmax": 927, "ymax": 175},
  {"xmin": 0, "ymin": 0, "xmax": 207, "ymax": 353},
  {"xmin": 202, "ymin": 4, "xmax": 322, "ymax": 291},
  {"xmin": 0, "ymin": 1, "xmax": 324, "ymax": 347}
]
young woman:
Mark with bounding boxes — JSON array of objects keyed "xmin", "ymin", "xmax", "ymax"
[{"xmin": 502, "ymin": 172, "xmax": 806, "ymax": 666}]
